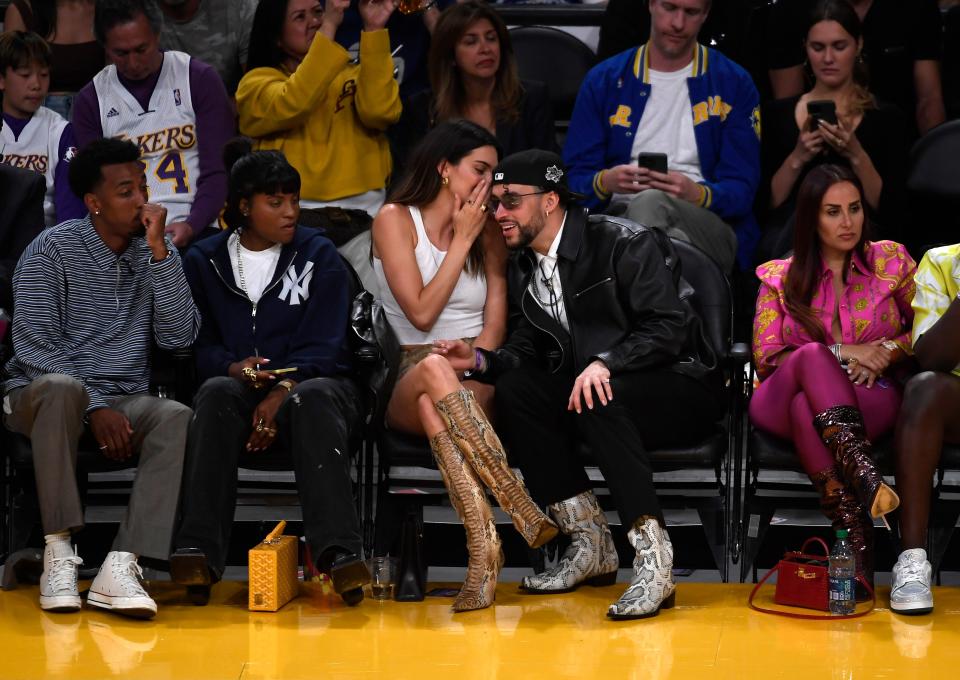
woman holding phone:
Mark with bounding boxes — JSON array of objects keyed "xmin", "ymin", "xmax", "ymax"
[
  {"xmin": 169, "ymin": 143, "xmax": 371, "ymax": 608},
  {"xmin": 757, "ymin": 0, "xmax": 908, "ymax": 262}
]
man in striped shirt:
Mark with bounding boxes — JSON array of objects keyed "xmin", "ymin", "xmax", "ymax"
[{"xmin": 1, "ymin": 138, "xmax": 200, "ymax": 619}]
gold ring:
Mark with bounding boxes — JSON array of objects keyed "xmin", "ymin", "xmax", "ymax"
[
  {"xmin": 243, "ymin": 367, "xmax": 257, "ymax": 379},
  {"xmin": 265, "ymin": 428, "xmax": 277, "ymax": 436},
  {"xmin": 480, "ymin": 204, "xmax": 488, "ymax": 212}
]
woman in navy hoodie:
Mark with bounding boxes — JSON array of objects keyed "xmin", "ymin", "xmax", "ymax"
[{"xmin": 168, "ymin": 142, "xmax": 370, "ymax": 607}]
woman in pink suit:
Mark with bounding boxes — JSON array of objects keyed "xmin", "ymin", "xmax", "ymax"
[{"xmin": 750, "ymin": 164, "xmax": 916, "ymax": 585}]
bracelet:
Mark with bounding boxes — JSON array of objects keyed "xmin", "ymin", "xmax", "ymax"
[
  {"xmin": 831, "ymin": 343, "xmax": 843, "ymax": 363},
  {"xmin": 474, "ymin": 349, "xmax": 483, "ymax": 372}
]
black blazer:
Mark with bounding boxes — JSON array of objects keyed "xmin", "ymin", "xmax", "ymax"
[
  {"xmin": 389, "ymin": 79, "xmax": 558, "ymax": 183},
  {"xmin": 0, "ymin": 164, "xmax": 46, "ymax": 311}
]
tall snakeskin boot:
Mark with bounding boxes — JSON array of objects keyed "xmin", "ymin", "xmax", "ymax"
[
  {"xmin": 430, "ymin": 431, "xmax": 503, "ymax": 612},
  {"xmin": 435, "ymin": 389, "xmax": 558, "ymax": 548}
]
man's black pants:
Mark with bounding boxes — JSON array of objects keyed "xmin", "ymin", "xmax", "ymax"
[
  {"xmin": 495, "ymin": 363, "xmax": 722, "ymax": 527},
  {"xmin": 174, "ymin": 376, "xmax": 363, "ymax": 573}
]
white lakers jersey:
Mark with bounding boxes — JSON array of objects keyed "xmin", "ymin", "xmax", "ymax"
[
  {"xmin": 0, "ymin": 106, "xmax": 71, "ymax": 226},
  {"xmin": 93, "ymin": 51, "xmax": 199, "ymax": 224}
]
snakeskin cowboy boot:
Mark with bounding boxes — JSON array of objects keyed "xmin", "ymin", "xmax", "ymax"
[
  {"xmin": 810, "ymin": 466, "xmax": 875, "ymax": 588},
  {"xmin": 813, "ymin": 405, "xmax": 899, "ymax": 522},
  {"xmin": 607, "ymin": 517, "xmax": 676, "ymax": 620},
  {"xmin": 435, "ymin": 389, "xmax": 558, "ymax": 549},
  {"xmin": 521, "ymin": 491, "xmax": 619, "ymax": 593},
  {"xmin": 430, "ymin": 431, "xmax": 504, "ymax": 612}
]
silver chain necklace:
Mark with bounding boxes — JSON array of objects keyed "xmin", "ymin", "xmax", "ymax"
[{"xmin": 235, "ymin": 230, "xmax": 250, "ymax": 299}]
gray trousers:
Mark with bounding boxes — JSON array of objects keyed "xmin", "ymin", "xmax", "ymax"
[
  {"xmin": 624, "ymin": 189, "xmax": 738, "ymax": 273},
  {"xmin": 3, "ymin": 374, "xmax": 191, "ymax": 559}
]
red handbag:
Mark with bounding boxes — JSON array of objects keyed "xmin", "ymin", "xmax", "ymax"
[{"xmin": 748, "ymin": 537, "xmax": 875, "ymax": 620}]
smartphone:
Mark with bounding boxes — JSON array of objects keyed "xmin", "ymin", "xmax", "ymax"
[
  {"xmin": 807, "ymin": 99, "xmax": 838, "ymax": 127},
  {"xmin": 637, "ymin": 152, "xmax": 668, "ymax": 174}
]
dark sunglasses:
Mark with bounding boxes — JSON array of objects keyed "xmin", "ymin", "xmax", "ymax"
[{"xmin": 488, "ymin": 190, "xmax": 548, "ymax": 211}]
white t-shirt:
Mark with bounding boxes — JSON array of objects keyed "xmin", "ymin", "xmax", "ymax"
[
  {"xmin": 529, "ymin": 212, "xmax": 569, "ymax": 333},
  {"xmin": 613, "ymin": 61, "xmax": 703, "ymax": 205},
  {"xmin": 228, "ymin": 232, "xmax": 282, "ymax": 304}
]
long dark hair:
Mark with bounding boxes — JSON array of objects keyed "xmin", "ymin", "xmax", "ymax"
[
  {"xmin": 246, "ymin": 0, "xmax": 295, "ymax": 71},
  {"xmin": 387, "ymin": 120, "xmax": 501, "ymax": 276},
  {"xmin": 805, "ymin": 0, "xmax": 874, "ymax": 115},
  {"xmin": 221, "ymin": 137, "xmax": 301, "ymax": 232},
  {"xmin": 428, "ymin": 1, "xmax": 522, "ymax": 125},
  {"xmin": 784, "ymin": 164, "xmax": 870, "ymax": 342}
]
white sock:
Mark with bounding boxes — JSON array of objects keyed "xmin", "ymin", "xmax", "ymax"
[{"xmin": 44, "ymin": 531, "xmax": 73, "ymax": 559}]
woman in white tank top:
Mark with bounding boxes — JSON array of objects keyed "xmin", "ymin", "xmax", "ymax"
[{"xmin": 372, "ymin": 121, "xmax": 556, "ymax": 612}]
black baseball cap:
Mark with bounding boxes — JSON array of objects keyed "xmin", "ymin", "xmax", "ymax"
[{"xmin": 491, "ymin": 149, "xmax": 585, "ymax": 203}]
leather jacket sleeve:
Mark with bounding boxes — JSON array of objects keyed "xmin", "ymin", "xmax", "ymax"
[{"xmin": 590, "ymin": 230, "xmax": 690, "ymax": 374}]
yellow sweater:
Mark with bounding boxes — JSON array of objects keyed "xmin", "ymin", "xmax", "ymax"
[{"xmin": 236, "ymin": 29, "xmax": 401, "ymax": 202}]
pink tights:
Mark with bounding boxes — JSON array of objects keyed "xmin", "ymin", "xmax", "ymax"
[{"xmin": 749, "ymin": 343, "xmax": 902, "ymax": 476}]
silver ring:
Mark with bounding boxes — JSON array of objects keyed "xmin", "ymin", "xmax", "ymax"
[
  {"xmin": 603, "ymin": 378, "xmax": 611, "ymax": 383},
  {"xmin": 99, "ymin": 445, "xmax": 108, "ymax": 450}
]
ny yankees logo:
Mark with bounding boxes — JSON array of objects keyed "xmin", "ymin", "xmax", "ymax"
[{"xmin": 278, "ymin": 261, "xmax": 314, "ymax": 305}]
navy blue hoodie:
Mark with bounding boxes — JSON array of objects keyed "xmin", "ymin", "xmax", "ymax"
[{"xmin": 183, "ymin": 226, "xmax": 352, "ymax": 382}]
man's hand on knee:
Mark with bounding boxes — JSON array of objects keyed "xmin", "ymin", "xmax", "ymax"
[
  {"xmin": 90, "ymin": 408, "xmax": 135, "ymax": 460},
  {"xmin": 568, "ymin": 360, "xmax": 613, "ymax": 414}
]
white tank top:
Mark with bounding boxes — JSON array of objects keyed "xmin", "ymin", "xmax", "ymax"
[
  {"xmin": 93, "ymin": 51, "xmax": 199, "ymax": 225},
  {"xmin": 0, "ymin": 106, "xmax": 70, "ymax": 225},
  {"xmin": 374, "ymin": 205, "xmax": 486, "ymax": 345}
]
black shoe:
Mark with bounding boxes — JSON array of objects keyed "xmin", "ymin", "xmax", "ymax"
[
  {"xmin": 341, "ymin": 587, "xmax": 364, "ymax": 606},
  {"xmin": 170, "ymin": 548, "xmax": 217, "ymax": 586},
  {"xmin": 186, "ymin": 584, "xmax": 211, "ymax": 606},
  {"xmin": 328, "ymin": 553, "xmax": 371, "ymax": 604}
]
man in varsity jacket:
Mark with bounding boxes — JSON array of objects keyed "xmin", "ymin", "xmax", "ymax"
[
  {"xmin": 0, "ymin": 31, "xmax": 85, "ymax": 226},
  {"xmin": 72, "ymin": 0, "xmax": 235, "ymax": 248},
  {"xmin": 2, "ymin": 138, "xmax": 199, "ymax": 619},
  {"xmin": 563, "ymin": 0, "xmax": 761, "ymax": 272}
]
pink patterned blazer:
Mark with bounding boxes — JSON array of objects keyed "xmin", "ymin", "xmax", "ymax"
[{"xmin": 753, "ymin": 241, "xmax": 917, "ymax": 380}]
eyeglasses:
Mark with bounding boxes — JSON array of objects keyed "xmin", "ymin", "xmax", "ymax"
[{"xmin": 488, "ymin": 191, "xmax": 548, "ymax": 212}]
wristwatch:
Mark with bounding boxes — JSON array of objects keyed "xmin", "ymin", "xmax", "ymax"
[{"xmin": 881, "ymin": 340, "xmax": 899, "ymax": 353}]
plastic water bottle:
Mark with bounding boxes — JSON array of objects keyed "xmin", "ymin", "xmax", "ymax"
[{"xmin": 829, "ymin": 529, "xmax": 856, "ymax": 615}]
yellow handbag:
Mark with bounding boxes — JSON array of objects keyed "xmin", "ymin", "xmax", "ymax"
[{"xmin": 248, "ymin": 520, "xmax": 299, "ymax": 612}]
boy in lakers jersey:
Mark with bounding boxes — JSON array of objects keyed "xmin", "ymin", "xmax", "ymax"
[{"xmin": 0, "ymin": 31, "xmax": 85, "ymax": 226}]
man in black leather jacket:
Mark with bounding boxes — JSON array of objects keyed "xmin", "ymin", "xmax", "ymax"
[{"xmin": 440, "ymin": 150, "xmax": 721, "ymax": 620}]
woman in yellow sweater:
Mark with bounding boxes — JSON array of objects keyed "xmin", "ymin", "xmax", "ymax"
[{"xmin": 238, "ymin": 0, "xmax": 401, "ymax": 246}]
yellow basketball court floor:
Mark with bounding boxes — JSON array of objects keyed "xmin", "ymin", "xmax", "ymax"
[{"xmin": 1, "ymin": 579, "xmax": 958, "ymax": 679}]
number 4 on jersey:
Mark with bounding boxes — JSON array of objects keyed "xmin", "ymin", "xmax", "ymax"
[{"xmin": 155, "ymin": 150, "xmax": 190, "ymax": 194}]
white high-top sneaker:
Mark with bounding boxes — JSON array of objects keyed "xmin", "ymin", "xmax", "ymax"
[
  {"xmin": 607, "ymin": 517, "xmax": 676, "ymax": 620},
  {"xmin": 890, "ymin": 548, "xmax": 933, "ymax": 615},
  {"xmin": 39, "ymin": 543, "xmax": 83, "ymax": 613},
  {"xmin": 87, "ymin": 552, "xmax": 157, "ymax": 619},
  {"xmin": 521, "ymin": 491, "xmax": 618, "ymax": 593}
]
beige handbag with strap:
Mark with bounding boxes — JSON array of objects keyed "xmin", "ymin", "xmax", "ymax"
[{"xmin": 248, "ymin": 521, "xmax": 299, "ymax": 612}]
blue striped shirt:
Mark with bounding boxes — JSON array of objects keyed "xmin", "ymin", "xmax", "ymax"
[{"xmin": 2, "ymin": 217, "xmax": 200, "ymax": 411}]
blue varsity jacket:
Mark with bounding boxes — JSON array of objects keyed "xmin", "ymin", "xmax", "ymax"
[{"xmin": 564, "ymin": 43, "xmax": 762, "ymax": 269}]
